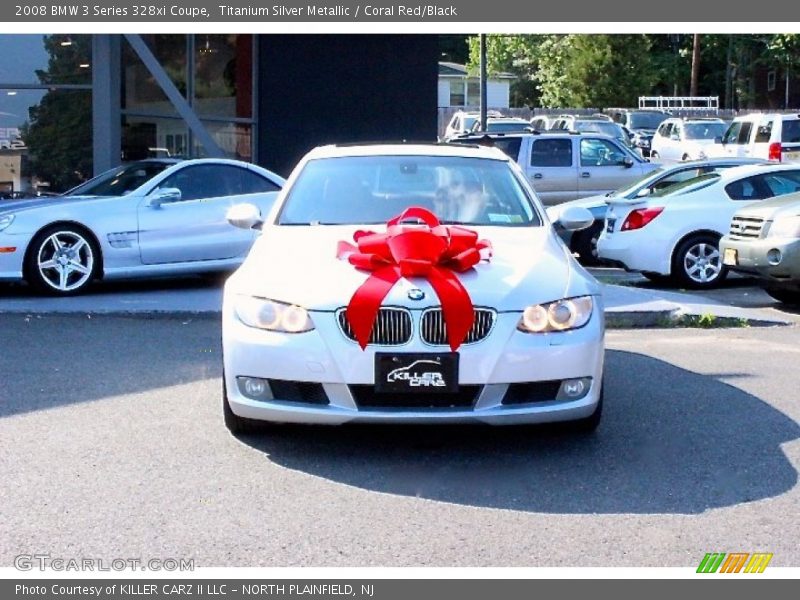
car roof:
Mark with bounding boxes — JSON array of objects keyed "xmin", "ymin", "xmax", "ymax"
[
  {"xmin": 307, "ymin": 143, "xmax": 511, "ymax": 161},
  {"xmin": 713, "ymin": 162, "xmax": 800, "ymax": 182}
]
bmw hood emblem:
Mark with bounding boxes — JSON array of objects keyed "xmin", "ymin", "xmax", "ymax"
[{"xmin": 407, "ymin": 288, "xmax": 425, "ymax": 301}]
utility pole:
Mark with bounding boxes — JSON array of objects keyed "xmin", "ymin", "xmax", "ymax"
[
  {"xmin": 480, "ymin": 34, "xmax": 487, "ymax": 132},
  {"xmin": 690, "ymin": 33, "xmax": 701, "ymax": 97}
]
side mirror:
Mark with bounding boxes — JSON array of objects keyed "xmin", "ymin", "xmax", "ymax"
[
  {"xmin": 226, "ymin": 203, "xmax": 264, "ymax": 230},
  {"xmin": 636, "ymin": 187, "xmax": 652, "ymax": 198},
  {"xmin": 556, "ymin": 206, "xmax": 594, "ymax": 232},
  {"xmin": 622, "ymin": 157, "xmax": 634, "ymax": 168},
  {"xmin": 148, "ymin": 187, "xmax": 182, "ymax": 207}
]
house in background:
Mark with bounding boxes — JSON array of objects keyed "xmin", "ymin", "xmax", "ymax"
[{"xmin": 437, "ymin": 62, "xmax": 514, "ymax": 109}]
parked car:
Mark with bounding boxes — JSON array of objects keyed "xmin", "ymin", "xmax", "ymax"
[
  {"xmin": 450, "ymin": 131, "xmax": 659, "ymax": 205},
  {"xmin": 0, "ymin": 158, "xmax": 285, "ymax": 295},
  {"xmin": 442, "ymin": 110, "xmax": 503, "ymax": 140},
  {"xmin": 221, "ymin": 143, "xmax": 605, "ymax": 432},
  {"xmin": 549, "ymin": 157, "xmax": 767, "ymax": 264},
  {"xmin": 705, "ymin": 112, "xmax": 800, "ymax": 164},
  {"xmin": 567, "ymin": 119, "xmax": 635, "ymax": 150},
  {"xmin": 597, "ymin": 163, "xmax": 800, "ymax": 288},
  {"xmin": 720, "ymin": 192, "xmax": 800, "ymax": 304},
  {"xmin": 608, "ymin": 109, "xmax": 671, "ymax": 157},
  {"xmin": 650, "ymin": 117, "xmax": 728, "ymax": 162},
  {"xmin": 469, "ymin": 116, "xmax": 534, "ymax": 134}
]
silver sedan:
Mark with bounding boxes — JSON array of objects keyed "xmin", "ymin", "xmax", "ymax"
[{"xmin": 0, "ymin": 158, "xmax": 284, "ymax": 295}]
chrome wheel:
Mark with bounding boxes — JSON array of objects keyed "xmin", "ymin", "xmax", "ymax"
[
  {"xmin": 36, "ymin": 231, "xmax": 95, "ymax": 292},
  {"xmin": 683, "ymin": 242, "xmax": 721, "ymax": 284}
]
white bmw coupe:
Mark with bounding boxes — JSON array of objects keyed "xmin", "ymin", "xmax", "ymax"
[{"xmin": 221, "ymin": 144, "xmax": 605, "ymax": 432}]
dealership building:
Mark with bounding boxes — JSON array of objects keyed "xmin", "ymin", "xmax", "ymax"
[{"xmin": 0, "ymin": 34, "xmax": 438, "ymax": 194}]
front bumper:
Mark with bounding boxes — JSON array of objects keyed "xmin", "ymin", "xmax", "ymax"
[
  {"xmin": 222, "ymin": 299, "xmax": 605, "ymax": 425},
  {"xmin": 720, "ymin": 235, "xmax": 800, "ymax": 282},
  {"xmin": 0, "ymin": 233, "xmax": 26, "ymax": 280}
]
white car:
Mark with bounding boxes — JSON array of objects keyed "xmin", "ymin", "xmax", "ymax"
[
  {"xmin": 650, "ymin": 118, "xmax": 728, "ymax": 163},
  {"xmin": 0, "ymin": 159, "xmax": 285, "ymax": 294},
  {"xmin": 221, "ymin": 144, "xmax": 605, "ymax": 432},
  {"xmin": 706, "ymin": 113, "xmax": 800, "ymax": 164},
  {"xmin": 597, "ymin": 163, "xmax": 800, "ymax": 288}
]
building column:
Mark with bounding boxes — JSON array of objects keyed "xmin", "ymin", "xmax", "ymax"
[{"xmin": 92, "ymin": 35, "xmax": 121, "ymax": 175}]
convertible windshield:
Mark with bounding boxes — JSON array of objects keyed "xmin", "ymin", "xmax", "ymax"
[
  {"xmin": 278, "ymin": 155, "xmax": 541, "ymax": 226},
  {"xmin": 63, "ymin": 161, "xmax": 173, "ymax": 197}
]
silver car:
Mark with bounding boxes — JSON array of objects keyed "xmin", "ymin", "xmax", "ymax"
[
  {"xmin": 0, "ymin": 158, "xmax": 285, "ymax": 295},
  {"xmin": 721, "ymin": 191, "xmax": 800, "ymax": 304}
]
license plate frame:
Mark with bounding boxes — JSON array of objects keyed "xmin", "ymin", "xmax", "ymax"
[
  {"xmin": 606, "ymin": 218, "xmax": 616, "ymax": 234},
  {"xmin": 375, "ymin": 352, "xmax": 459, "ymax": 394}
]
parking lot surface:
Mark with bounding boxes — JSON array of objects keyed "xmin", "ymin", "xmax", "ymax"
[{"xmin": 1, "ymin": 314, "xmax": 799, "ymax": 567}]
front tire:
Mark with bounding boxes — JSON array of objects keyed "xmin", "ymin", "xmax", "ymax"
[
  {"xmin": 25, "ymin": 225, "xmax": 100, "ymax": 295},
  {"xmin": 223, "ymin": 372, "xmax": 268, "ymax": 435},
  {"xmin": 671, "ymin": 233, "xmax": 727, "ymax": 289},
  {"xmin": 764, "ymin": 285, "xmax": 800, "ymax": 306},
  {"xmin": 567, "ymin": 386, "xmax": 603, "ymax": 433},
  {"xmin": 571, "ymin": 221, "xmax": 604, "ymax": 266}
]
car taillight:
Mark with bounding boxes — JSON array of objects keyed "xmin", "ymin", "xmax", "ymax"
[
  {"xmin": 621, "ymin": 207, "xmax": 664, "ymax": 231},
  {"xmin": 769, "ymin": 142, "xmax": 782, "ymax": 161}
]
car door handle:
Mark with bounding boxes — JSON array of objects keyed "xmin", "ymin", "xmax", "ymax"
[
  {"xmin": 581, "ymin": 172, "xmax": 591, "ymax": 178},
  {"xmin": 533, "ymin": 173, "xmax": 543, "ymax": 180}
]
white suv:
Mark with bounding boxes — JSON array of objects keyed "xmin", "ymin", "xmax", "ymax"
[
  {"xmin": 707, "ymin": 113, "xmax": 800, "ymax": 163},
  {"xmin": 650, "ymin": 118, "xmax": 728, "ymax": 162}
]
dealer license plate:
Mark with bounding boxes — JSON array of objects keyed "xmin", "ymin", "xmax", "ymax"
[
  {"xmin": 375, "ymin": 353, "xmax": 459, "ymax": 394},
  {"xmin": 723, "ymin": 247, "xmax": 738, "ymax": 266},
  {"xmin": 785, "ymin": 151, "xmax": 800, "ymax": 162}
]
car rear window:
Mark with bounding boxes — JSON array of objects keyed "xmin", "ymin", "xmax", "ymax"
[{"xmin": 782, "ymin": 120, "xmax": 800, "ymax": 144}]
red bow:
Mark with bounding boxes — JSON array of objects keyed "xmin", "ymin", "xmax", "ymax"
[{"xmin": 337, "ymin": 207, "xmax": 492, "ymax": 351}]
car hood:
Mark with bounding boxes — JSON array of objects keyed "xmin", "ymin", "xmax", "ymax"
[
  {"xmin": 732, "ymin": 192, "xmax": 800, "ymax": 221},
  {"xmin": 0, "ymin": 194, "xmax": 113, "ymax": 216},
  {"xmin": 228, "ymin": 225, "xmax": 599, "ymax": 311}
]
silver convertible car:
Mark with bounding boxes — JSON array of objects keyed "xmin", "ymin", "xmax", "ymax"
[{"xmin": 0, "ymin": 158, "xmax": 284, "ymax": 294}]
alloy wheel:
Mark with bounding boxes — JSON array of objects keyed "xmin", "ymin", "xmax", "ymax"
[
  {"xmin": 683, "ymin": 242, "xmax": 721, "ymax": 284},
  {"xmin": 36, "ymin": 231, "xmax": 95, "ymax": 292}
]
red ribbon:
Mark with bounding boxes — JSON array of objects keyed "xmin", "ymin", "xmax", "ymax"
[{"xmin": 337, "ymin": 207, "xmax": 492, "ymax": 352}]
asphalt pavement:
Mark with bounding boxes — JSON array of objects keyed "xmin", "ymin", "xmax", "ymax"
[{"xmin": 1, "ymin": 314, "xmax": 799, "ymax": 567}]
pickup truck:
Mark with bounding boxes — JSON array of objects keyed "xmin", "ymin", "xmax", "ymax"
[{"xmin": 451, "ymin": 131, "xmax": 660, "ymax": 205}]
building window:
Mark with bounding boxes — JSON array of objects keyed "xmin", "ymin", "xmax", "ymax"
[
  {"xmin": 0, "ymin": 35, "xmax": 92, "ymax": 194},
  {"xmin": 466, "ymin": 81, "xmax": 480, "ymax": 106},
  {"xmin": 449, "ymin": 81, "xmax": 465, "ymax": 107},
  {"xmin": 768, "ymin": 70, "xmax": 777, "ymax": 92},
  {"xmin": 121, "ymin": 34, "xmax": 257, "ymax": 162}
]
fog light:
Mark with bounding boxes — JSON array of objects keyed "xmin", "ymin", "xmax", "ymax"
[
  {"xmin": 556, "ymin": 377, "xmax": 592, "ymax": 401},
  {"xmin": 767, "ymin": 248, "xmax": 782, "ymax": 266},
  {"xmin": 236, "ymin": 376, "xmax": 273, "ymax": 400}
]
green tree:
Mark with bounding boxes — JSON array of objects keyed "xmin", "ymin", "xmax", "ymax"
[
  {"xmin": 466, "ymin": 35, "xmax": 545, "ymax": 107},
  {"xmin": 21, "ymin": 35, "xmax": 93, "ymax": 192}
]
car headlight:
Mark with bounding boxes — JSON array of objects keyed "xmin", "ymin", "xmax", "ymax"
[
  {"xmin": 234, "ymin": 296, "xmax": 314, "ymax": 333},
  {"xmin": 0, "ymin": 215, "xmax": 14, "ymax": 232},
  {"xmin": 518, "ymin": 296, "xmax": 594, "ymax": 333},
  {"xmin": 768, "ymin": 216, "xmax": 800, "ymax": 239}
]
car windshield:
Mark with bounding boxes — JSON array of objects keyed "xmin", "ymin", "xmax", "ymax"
[
  {"xmin": 486, "ymin": 121, "xmax": 530, "ymax": 132},
  {"xmin": 650, "ymin": 173, "xmax": 721, "ymax": 197},
  {"xmin": 63, "ymin": 162, "xmax": 173, "ymax": 197},
  {"xmin": 462, "ymin": 116, "xmax": 478, "ymax": 130},
  {"xmin": 684, "ymin": 122, "xmax": 727, "ymax": 140},
  {"xmin": 628, "ymin": 112, "xmax": 668, "ymax": 130},
  {"xmin": 576, "ymin": 121, "xmax": 623, "ymax": 138},
  {"xmin": 278, "ymin": 155, "xmax": 541, "ymax": 226}
]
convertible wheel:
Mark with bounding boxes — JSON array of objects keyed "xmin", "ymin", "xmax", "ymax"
[
  {"xmin": 672, "ymin": 234, "xmax": 727, "ymax": 289},
  {"xmin": 26, "ymin": 226, "xmax": 99, "ymax": 295},
  {"xmin": 222, "ymin": 371, "xmax": 268, "ymax": 435},
  {"xmin": 764, "ymin": 285, "xmax": 800, "ymax": 306},
  {"xmin": 571, "ymin": 221, "xmax": 604, "ymax": 266}
]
